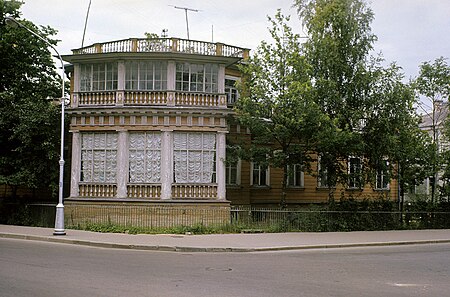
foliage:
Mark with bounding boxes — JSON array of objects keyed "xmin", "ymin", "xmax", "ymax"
[
  {"xmin": 415, "ymin": 57, "xmax": 450, "ymax": 202},
  {"xmin": 294, "ymin": 0, "xmax": 377, "ymax": 199},
  {"xmin": 0, "ymin": 1, "xmax": 62, "ymax": 198},
  {"xmin": 235, "ymin": 11, "xmax": 327, "ymax": 207}
]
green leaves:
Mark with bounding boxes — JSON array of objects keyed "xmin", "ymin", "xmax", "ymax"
[{"xmin": 0, "ymin": 1, "xmax": 62, "ymax": 197}]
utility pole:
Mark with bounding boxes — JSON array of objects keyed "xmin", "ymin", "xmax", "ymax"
[{"xmin": 170, "ymin": 5, "xmax": 199, "ymax": 40}]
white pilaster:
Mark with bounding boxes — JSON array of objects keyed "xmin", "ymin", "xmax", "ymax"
[
  {"xmin": 116, "ymin": 129, "xmax": 129, "ymax": 198},
  {"xmin": 167, "ymin": 60, "xmax": 176, "ymax": 91},
  {"xmin": 218, "ymin": 64, "xmax": 225, "ymax": 93},
  {"xmin": 70, "ymin": 130, "xmax": 81, "ymax": 198},
  {"xmin": 216, "ymin": 131, "xmax": 227, "ymax": 200},
  {"xmin": 117, "ymin": 60, "xmax": 125, "ymax": 90},
  {"xmin": 160, "ymin": 129, "xmax": 173, "ymax": 200}
]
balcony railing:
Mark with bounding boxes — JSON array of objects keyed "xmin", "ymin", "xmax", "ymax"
[
  {"xmin": 72, "ymin": 37, "xmax": 249, "ymax": 59},
  {"xmin": 72, "ymin": 90, "xmax": 227, "ymax": 108}
]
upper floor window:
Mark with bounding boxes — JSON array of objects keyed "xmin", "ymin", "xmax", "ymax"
[
  {"xmin": 80, "ymin": 62, "xmax": 118, "ymax": 91},
  {"xmin": 176, "ymin": 63, "xmax": 218, "ymax": 93},
  {"xmin": 288, "ymin": 164, "xmax": 304, "ymax": 187},
  {"xmin": 125, "ymin": 61, "xmax": 167, "ymax": 90},
  {"xmin": 225, "ymin": 78, "xmax": 239, "ymax": 105}
]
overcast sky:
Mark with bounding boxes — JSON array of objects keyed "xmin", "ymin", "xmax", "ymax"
[{"xmin": 19, "ymin": 0, "xmax": 450, "ymax": 81}]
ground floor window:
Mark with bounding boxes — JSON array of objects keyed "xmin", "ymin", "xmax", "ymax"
[
  {"xmin": 129, "ymin": 132, "xmax": 161, "ymax": 183},
  {"xmin": 375, "ymin": 160, "xmax": 390, "ymax": 190},
  {"xmin": 348, "ymin": 157, "xmax": 362, "ymax": 189},
  {"xmin": 251, "ymin": 162, "xmax": 269, "ymax": 186},
  {"xmin": 173, "ymin": 132, "xmax": 216, "ymax": 183},
  {"xmin": 288, "ymin": 164, "xmax": 304, "ymax": 187},
  {"xmin": 81, "ymin": 133, "xmax": 118, "ymax": 183}
]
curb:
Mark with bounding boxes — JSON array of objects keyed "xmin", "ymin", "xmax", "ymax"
[{"xmin": 2, "ymin": 232, "xmax": 450, "ymax": 253}]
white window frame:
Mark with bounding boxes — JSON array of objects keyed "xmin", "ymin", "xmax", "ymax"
[
  {"xmin": 317, "ymin": 157, "xmax": 331, "ymax": 188},
  {"xmin": 125, "ymin": 61, "xmax": 167, "ymax": 91},
  {"xmin": 225, "ymin": 76, "xmax": 240, "ymax": 106},
  {"xmin": 175, "ymin": 62, "xmax": 218, "ymax": 93},
  {"xmin": 348, "ymin": 157, "xmax": 362, "ymax": 189},
  {"xmin": 80, "ymin": 62, "xmax": 118, "ymax": 91},
  {"xmin": 226, "ymin": 159, "xmax": 241, "ymax": 186},
  {"xmin": 375, "ymin": 160, "xmax": 390, "ymax": 190},
  {"xmin": 251, "ymin": 162, "xmax": 270, "ymax": 187},
  {"xmin": 288, "ymin": 164, "xmax": 304, "ymax": 188}
]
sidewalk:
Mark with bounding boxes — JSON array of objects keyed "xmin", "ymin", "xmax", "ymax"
[{"xmin": 1, "ymin": 224, "xmax": 450, "ymax": 252}]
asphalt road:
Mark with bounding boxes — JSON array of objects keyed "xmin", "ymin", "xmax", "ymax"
[{"xmin": 1, "ymin": 238, "xmax": 449, "ymax": 297}]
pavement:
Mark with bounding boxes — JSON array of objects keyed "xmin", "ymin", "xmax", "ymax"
[{"xmin": 1, "ymin": 224, "xmax": 450, "ymax": 253}]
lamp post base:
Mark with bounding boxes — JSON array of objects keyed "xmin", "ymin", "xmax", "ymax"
[{"xmin": 53, "ymin": 203, "xmax": 66, "ymax": 236}]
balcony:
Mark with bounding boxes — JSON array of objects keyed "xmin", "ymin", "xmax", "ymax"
[
  {"xmin": 72, "ymin": 38, "xmax": 249, "ymax": 59},
  {"xmin": 71, "ymin": 90, "xmax": 227, "ymax": 108}
]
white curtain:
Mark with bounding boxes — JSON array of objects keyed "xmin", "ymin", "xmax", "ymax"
[
  {"xmin": 81, "ymin": 133, "xmax": 118, "ymax": 183},
  {"xmin": 129, "ymin": 132, "xmax": 161, "ymax": 183},
  {"xmin": 174, "ymin": 132, "xmax": 216, "ymax": 183}
]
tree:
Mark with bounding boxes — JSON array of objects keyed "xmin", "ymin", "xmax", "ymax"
[
  {"xmin": 363, "ymin": 61, "xmax": 433, "ymax": 208},
  {"xmin": 415, "ymin": 57, "xmax": 450, "ymax": 202},
  {"xmin": 0, "ymin": 0, "xmax": 62, "ymax": 199},
  {"xmin": 295, "ymin": 0, "xmax": 376, "ymax": 200},
  {"xmin": 235, "ymin": 11, "xmax": 326, "ymax": 207}
]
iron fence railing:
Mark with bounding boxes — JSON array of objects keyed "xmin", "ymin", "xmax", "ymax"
[
  {"xmin": 230, "ymin": 206, "xmax": 450, "ymax": 232},
  {"xmin": 2, "ymin": 203, "xmax": 450, "ymax": 232}
]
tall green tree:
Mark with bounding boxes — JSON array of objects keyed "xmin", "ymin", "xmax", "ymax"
[
  {"xmin": 0, "ymin": 0, "xmax": 62, "ymax": 198},
  {"xmin": 415, "ymin": 57, "xmax": 450, "ymax": 202},
  {"xmin": 295, "ymin": 0, "xmax": 376, "ymax": 200},
  {"xmin": 235, "ymin": 11, "xmax": 326, "ymax": 207}
]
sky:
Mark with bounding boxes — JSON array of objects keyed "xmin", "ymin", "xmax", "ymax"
[{"xmin": 18, "ymin": 0, "xmax": 450, "ymax": 81}]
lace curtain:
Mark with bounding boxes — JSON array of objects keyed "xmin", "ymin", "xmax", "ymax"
[
  {"xmin": 81, "ymin": 133, "xmax": 118, "ymax": 183},
  {"xmin": 129, "ymin": 132, "xmax": 161, "ymax": 183},
  {"xmin": 173, "ymin": 132, "xmax": 216, "ymax": 183}
]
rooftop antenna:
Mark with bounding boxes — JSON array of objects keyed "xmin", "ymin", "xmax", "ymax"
[
  {"xmin": 170, "ymin": 5, "xmax": 199, "ymax": 40},
  {"xmin": 81, "ymin": 0, "xmax": 92, "ymax": 48}
]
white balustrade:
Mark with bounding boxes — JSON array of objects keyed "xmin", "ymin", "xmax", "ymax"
[
  {"xmin": 124, "ymin": 91, "xmax": 168, "ymax": 105},
  {"xmin": 72, "ymin": 38, "xmax": 246, "ymax": 58},
  {"xmin": 78, "ymin": 92, "xmax": 116, "ymax": 105},
  {"xmin": 79, "ymin": 184, "xmax": 117, "ymax": 198},
  {"xmin": 127, "ymin": 184, "xmax": 162, "ymax": 199},
  {"xmin": 172, "ymin": 184, "xmax": 218, "ymax": 199}
]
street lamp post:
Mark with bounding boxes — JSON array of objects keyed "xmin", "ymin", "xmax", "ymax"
[{"xmin": 6, "ymin": 17, "xmax": 66, "ymax": 235}]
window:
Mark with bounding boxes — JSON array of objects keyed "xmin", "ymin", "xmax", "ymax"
[
  {"xmin": 80, "ymin": 62, "xmax": 118, "ymax": 91},
  {"xmin": 175, "ymin": 63, "xmax": 218, "ymax": 92},
  {"xmin": 226, "ymin": 159, "xmax": 240, "ymax": 186},
  {"xmin": 348, "ymin": 157, "xmax": 362, "ymax": 189},
  {"xmin": 81, "ymin": 133, "xmax": 118, "ymax": 183},
  {"xmin": 251, "ymin": 162, "xmax": 269, "ymax": 186},
  {"xmin": 129, "ymin": 132, "xmax": 161, "ymax": 183},
  {"xmin": 125, "ymin": 61, "xmax": 167, "ymax": 90},
  {"xmin": 317, "ymin": 157, "xmax": 334, "ymax": 188},
  {"xmin": 173, "ymin": 132, "xmax": 216, "ymax": 183},
  {"xmin": 225, "ymin": 78, "xmax": 239, "ymax": 105},
  {"xmin": 288, "ymin": 164, "xmax": 304, "ymax": 187},
  {"xmin": 375, "ymin": 160, "xmax": 390, "ymax": 190}
]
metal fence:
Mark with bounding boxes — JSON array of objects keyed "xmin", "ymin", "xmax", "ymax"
[
  {"xmin": 230, "ymin": 206, "xmax": 450, "ymax": 232},
  {"xmin": 2, "ymin": 203, "xmax": 450, "ymax": 232}
]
